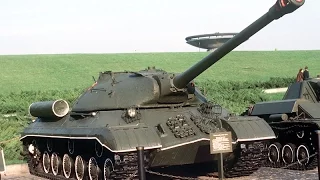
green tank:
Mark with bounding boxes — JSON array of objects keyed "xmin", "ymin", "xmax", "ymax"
[
  {"xmin": 247, "ymin": 77, "xmax": 320, "ymax": 170},
  {"xmin": 20, "ymin": 1, "xmax": 305, "ymax": 179}
]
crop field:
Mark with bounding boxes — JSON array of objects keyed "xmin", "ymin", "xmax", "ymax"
[
  {"xmin": 0, "ymin": 50, "xmax": 319, "ymax": 94},
  {"xmin": 0, "ymin": 50, "xmax": 318, "ymax": 164}
]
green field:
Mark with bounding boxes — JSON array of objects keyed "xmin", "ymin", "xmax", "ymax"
[
  {"xmin": 0, "ymin": 50, "xmax": 318, "ymax": 164},
  {"xmin": 1, "ymin": 50, "xmax": 319, "ymax": 94}
]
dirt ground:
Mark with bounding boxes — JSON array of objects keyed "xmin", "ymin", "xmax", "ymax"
[{"xmin": 0, "ymin": 167, "xmax": 319, "ymax": 180}]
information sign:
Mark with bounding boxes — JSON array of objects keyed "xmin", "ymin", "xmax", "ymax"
[{"xmin": 210, "ymin": 132, "xmax": 232, "ymax": 154}]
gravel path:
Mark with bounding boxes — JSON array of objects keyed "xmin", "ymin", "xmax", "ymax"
[
  {"xmin": 1, "ymin": 167, "xmax": 319, "ymax": 180},
  {"xmin": 199, "ymin": 167, "xmax": 318, "ymax": 180}
]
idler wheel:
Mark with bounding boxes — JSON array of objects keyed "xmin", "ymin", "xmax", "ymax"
[
  {"xmin": 68, "ymin": 140, "xmax": 75, "ymax": 154},
  {"xmin": 63, "ymin": 154, "xmax": 74, "ymax": 178},
  {"xmin": 95, "ymin": 141, "xmax": 103, "ymax": 157},
  {"xmin": 88, "ymin": 157, "xmax": 101, "ymax": 180},
  {"xmin": 75, "ymin": 155, "xmax": 87, "ymax": 180},
  {"xmin": 282, "ymin": 143, "xmax": 296, "ymax": 164},
  {"xmin": 268, "ymin": 142, "xmax": 282, "ymax": 163},
  {"xmin": 51, "ymin": 152, "xmax": 62, "ymax": 176},
  {"xmin": 103, "ymin": 158, "xmax": 114, "ymax": 180},
  {"xmin": 47, "ymin": 139, "xmax": 53, "ymax": 152},
  {"xmin": 296, "ymin": 144, "xmax": 310, "ymax": 165},
  {"xmin": 42, "ymin": 151, "xmax": 51, "ymax": 173}
]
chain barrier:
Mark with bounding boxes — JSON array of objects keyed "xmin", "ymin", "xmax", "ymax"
[
  {"xmin": 264, "ymin": 152, "xmax": 318, "ymax": 170},
  {"xmin": 146, "ymin": 169, "xmax": 199, "ymax": 180},
  {"xmin": 282, "ymin": 152, "xmax": 317, "ymax": 169},
  {"xmin": 0, "ymin": 136, "xmax": 20, "ymax": 145},
  {"xmin": 125, "ymin": 169, "xmax": 199, "ymax": 180},
  {"xmin": 1, "ymin": 124, "xmax": 317, "ymax": 179},
  {"xmin": 136, "ymin": 152, "xmax": 318, "ymax": 180}
]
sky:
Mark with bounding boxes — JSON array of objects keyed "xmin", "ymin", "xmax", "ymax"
[{"xmin": 0, "ymin": 0, "xmax": 319, "ymax": 55}]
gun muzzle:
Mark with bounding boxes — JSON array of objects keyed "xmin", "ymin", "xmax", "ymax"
[
  {"xmin": 172, "ymin": 0, "xmax": 305, "ymax": 89},
  {"xmin": 270, "ymin": 0, "xmax": 305, "ymax": 19}
]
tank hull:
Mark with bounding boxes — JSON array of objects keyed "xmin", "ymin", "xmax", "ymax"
[{"xmin": 21, "ymin": 107, "xmax": 274, "ymax": 179}]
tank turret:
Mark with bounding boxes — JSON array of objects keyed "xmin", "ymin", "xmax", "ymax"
[
  {"xmin": 71, "ymin": 0, "xmax": 305, "ymax": 113},
  {"xmin": 21, "ymin": 1, "xmax": 306, "ymax": 179}
]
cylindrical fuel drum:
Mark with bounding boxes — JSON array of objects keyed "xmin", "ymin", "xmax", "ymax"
[{"xmin": 29, "ymin": 99, "xmax": 69, "ymax": 118}]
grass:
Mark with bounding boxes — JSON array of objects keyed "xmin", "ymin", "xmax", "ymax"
[
  {"xmin": 0, "ymin": 88, "xmax": 288, "ymax": 164},
  {"xmin": 0, "ymin": 117, "xmax": 29, "ymax": 164},
  {"xmin": 0, "ymin": 50, "xmax": 316, "ymax": 164},
  {"xmin": 0, "ymin": 50, "xmax": 319, "ymax": 94},
  {"xmin": 267, "ymin": 92, "xmax": 286, "ymax": 101}
]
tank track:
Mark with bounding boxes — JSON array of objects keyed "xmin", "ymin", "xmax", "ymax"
[
  {"xmin": 22, "ymin": 139, "xmax": 268, "ymax": 179},
  {"xmin": 146, "ymin": 141, "xmax": 269, "ymax": 179},
  {"xmin": 223, "ymin": 141, "xmax": 268, "ymax": 178},
  {"xmin": 25, "ymin": 151, "xmax": 141, "ymax": 180},
  {"xmin": 111, "ymin": 152, "xmax": 140, "ymax": 180},
  {"xmin": 263, "ymin": 122, "xmax": 319, "ymax": 170},
  {"xmin": 21, "ymin": 139, "xmax": 145, "ymax": 180}
]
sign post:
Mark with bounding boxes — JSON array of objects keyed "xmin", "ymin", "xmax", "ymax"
[
  {"xmin": 210, "ymin": 132, "xmax": 232, "ymax": 180},
  {"xmin": 0, "ymin": 147, "xmax": 6, "ymax": 180},
  {"xmin": 315, "ymin": 130, "xmax": 320, "ymax": 180}
]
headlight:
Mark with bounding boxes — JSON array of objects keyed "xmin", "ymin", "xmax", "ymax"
[
  {"xmin": 28, "ymin": 144, "xmax": 35, "ymax": 154},
  {"xmin": 127, "ymin": 107, "xmax": 136, "ymax": 118},
  {"xmin": 121, "ymin": 106, "xmax": 141, "ymax": 123}
]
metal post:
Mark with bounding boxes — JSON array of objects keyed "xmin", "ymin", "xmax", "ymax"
[
  {"xmin": 137, "ymin": 146, "xmax": 146, "ymax": 180},
  {"xmin": 218, "ymin": 153, "xmax": 224, "ymax": 180},
  {"xmin": 0, "ymin": 147, "xmax": 5, "ymax": 179},
  {"xmin": 316, "ymin": 131, "xmax": 320, "ymax": 180}
]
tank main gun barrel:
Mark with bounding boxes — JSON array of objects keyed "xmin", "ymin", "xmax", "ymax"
[{"xmin": 173, "ymin": 0, "xmax": 305, "ymax": 89}]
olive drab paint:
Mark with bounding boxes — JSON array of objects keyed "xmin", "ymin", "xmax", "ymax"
[
  {"xmin": 19, "ymin": 0, "xmax": 306, "ymax": 179},
  {"xmin": 250, "ymin": 78, "xmax": 320, "ymax": 119},
  {"xmin": 248, "ymin": 78, "xmax": 320, "ymax": 169}
]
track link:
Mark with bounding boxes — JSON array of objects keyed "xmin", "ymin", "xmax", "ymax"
[
  {"xmin": 22, "ymin": 143, "xmax": 145, "ymax": 180},
  {"xmin": 224, "ymin": 141, "xmax": 268, "ymax": 177},
  {"xmin": 264, "ymin": 122, "xmax": 319, "ymax": 170},
  {"xmin": 22, "ymin": 139, "xmax": 269, "ymax": 179}
]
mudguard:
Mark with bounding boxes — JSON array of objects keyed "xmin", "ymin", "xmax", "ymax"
[
  {"xmin": 222, "ymin": 116, "xmax": 276, "ymax": 143},
  {"xmin": 250, "ymin": 99, "xmax": 305, "ymax": 116},
  {"xmin": 21, "ymin": 124, "xmax": 162, "ymax": 153}
]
